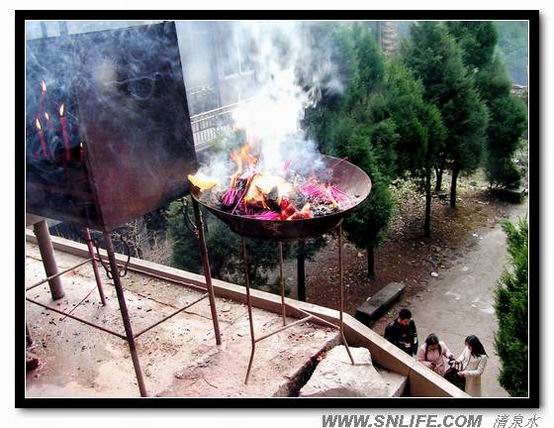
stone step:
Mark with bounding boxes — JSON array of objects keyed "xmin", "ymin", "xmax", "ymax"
[{"xmin": 355, "ymin": 282, "xmax": 405, "ymax": 327}]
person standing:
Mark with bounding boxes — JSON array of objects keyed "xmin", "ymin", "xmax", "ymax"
[
  {"xmin": 417, "ymin": 333, "xmax": 455, "ymax": 376},
  {"xmin": 384, "ymin": 309, "xmax": 418, "ymax": 356},
  {"xmin": 455, "ymin": 335, "xmax": 489, "ymax": 397}
]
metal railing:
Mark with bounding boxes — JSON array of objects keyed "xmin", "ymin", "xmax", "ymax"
[{"xmin": 190, "ymin": 102, "xmax": 240, "ymax": 151}]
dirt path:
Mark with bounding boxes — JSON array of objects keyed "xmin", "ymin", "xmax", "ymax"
[{"xmin": 374, "ymin": 201, "xmax": 528, "ymax": 397}]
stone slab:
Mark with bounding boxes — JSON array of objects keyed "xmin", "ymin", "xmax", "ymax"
[
  {"xmin": 355, "ymin": 282, "xmax": 405, "ymax": 326},
  {"xmin": 299, "ymin": 346, "xmax": 396, "ymax": 397}
]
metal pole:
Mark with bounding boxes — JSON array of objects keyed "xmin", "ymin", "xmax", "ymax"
[
  {"xmin": 242, "ymin": 238, "xmax": 256, "ymax": 384},
  {"xmin": 191, "ymin": 199, "xmax": 222, "ymax": 345},
  {"xmin": 26, "ymin": 258, "xmax": 91, "ymax": 291},
  {"xmin": 26, "ymin": 296, "xmax": 127, "ymax": 340},
  {"xmin": 278, "ymin": 242, "xmax": 286, "ymax": 326},
  {"xmin": 84, "ymin": 228, "xmax": 107, "ymax": 306},
  {"xmin": 103, "ymin": 232, "xmax": 148, "ymax": 397},
  {"xmin": 338, "ymin": 224, "xmax": 355, "ymax": 364},
  {"xmin": 33, "ymin": 220, "xmax": 65, "ymax": 300}
]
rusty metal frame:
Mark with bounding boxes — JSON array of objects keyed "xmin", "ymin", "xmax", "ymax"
[
  {"xmin": 241, "ymin": 223, "xmax": 355, "ymax": 384},
  {"xmin": 25, "ymin": 202, "xmax": 221, "ymax": 397}
]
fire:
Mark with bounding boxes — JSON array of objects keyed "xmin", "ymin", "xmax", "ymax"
[
  {"xmin": 41, "ymin": 80, "xmax": 47, "ymax": 93},
  {"xmin": 189, "ymin": 141, "xmax": 356, "ymax": 221},
  {"xmin": 59, "ymin": 103, "xmax": 65, "ymax": 117},
  {"xmin": 35, "ymin": 118, "xmax": 42, "ymax": 131},
  {"xmin": 229, "ymin": 144, "xmax": 257, "ymax": 183},
  {"xmin": 244, "ymin": 174, "xmax": 292, "ymax": 209},
  {"xmin": 44, "ymin": 112, "xmax": 50, "ymax": 121}
]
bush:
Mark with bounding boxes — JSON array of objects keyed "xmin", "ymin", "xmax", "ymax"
[{"xmin": 494, "ymin": 217, "xmax": 528, "ymax": 396}]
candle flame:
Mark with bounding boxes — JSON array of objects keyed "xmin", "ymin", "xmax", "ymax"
[
  {"xmin": 59, "ymin": 103, "xmax": 65, "ymax": 117},
  {"xmin": 35, "ymin": 118, "xmax": 42, "ymax": 131},
  {"xmin": 44, "ymin": 112, "xmax": 50, "ymax": 121},
  {"xmin": 41, "ymin": 80, "xmax": 47, "ymax": 93}
]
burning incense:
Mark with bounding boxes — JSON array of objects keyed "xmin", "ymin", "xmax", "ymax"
[{"xmin": 190, "ymin": 143, "xmax": 358, "ymax": 221}]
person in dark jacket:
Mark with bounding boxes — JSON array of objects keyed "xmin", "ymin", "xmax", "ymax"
[{"xmin": 384, "ymin": 309, "xmax": 418, "ymax": 356}]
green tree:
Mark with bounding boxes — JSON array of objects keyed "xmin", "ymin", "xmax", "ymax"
[
  {"xmin": 304, "ymin": 23, "xmax": 396, "ymax": 277},
  {"xmin": 402, "ymin": 22, "xmax": 489, "ymax": 208},
  {"xmin": 447, "ymin": 22, "xmax": 527, "ymax": 190},
  {"xmin": 495, "ymin": 218, "xmax": 528, "ymax": 396},
  {"xmin": 446, "ymin": 21, "xmax": 498, "ymax": 71},
  {"xmin": 479, "ymin": 59, "xmax": 527, "ymax": 188},
  {"xmin": 382, "ymin": 60, "xmax": 446, "ymax": 236}
]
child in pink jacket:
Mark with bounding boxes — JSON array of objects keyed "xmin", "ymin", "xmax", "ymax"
[{"xmin": 417, "ymin": 333, "xmax": 455, "ymax": 376}]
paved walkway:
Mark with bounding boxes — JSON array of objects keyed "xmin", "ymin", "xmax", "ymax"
[{"xmin": 392, "ymin": 203, "xmax": 528, "ymax": 397}]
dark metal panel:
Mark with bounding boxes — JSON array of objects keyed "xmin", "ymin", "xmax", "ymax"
[{"xmin": 26, "ymin": 22, "xmax": 196, "ymax": 231}]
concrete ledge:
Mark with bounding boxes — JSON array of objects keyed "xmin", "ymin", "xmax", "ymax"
[
  {"xmin": 26, "ymin": 231, "xmax": 469, "ymax": 398},
  {"xmin": 355, "ymin": 282, "xmax": 405, "ymax": 326}
]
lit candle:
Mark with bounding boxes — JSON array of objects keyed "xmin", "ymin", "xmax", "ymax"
[
  {"xmin": 79, "ymin": 141, "xmax": 87, "ymax": 164},
  {"xmin": 59, "ymin": 103, "xmax": 71, "ymax": 163},
  {"xmin": 35, "ymin": 118, "xmax": 49, "ymax": 160}
]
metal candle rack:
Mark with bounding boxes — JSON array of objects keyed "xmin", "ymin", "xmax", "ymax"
[
  {"xmin": 25, "ymin": 22, "xmax": 221, "ymax": 397},
  {"xmin": 25, "ymin": 202, "xmax": 220, "ymax": 397}
]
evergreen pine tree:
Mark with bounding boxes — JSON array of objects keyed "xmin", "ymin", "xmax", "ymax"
[
  {"xmin": 495, "ymin": 218, "xmax": 528, "ymax": 396},
  {"xmin": 447, "ymin": 22, "xmax": 527, "ymax": 189},
  {"xmin": 402, "ymin": 22, "xmax": 488, "ymax": 208}
]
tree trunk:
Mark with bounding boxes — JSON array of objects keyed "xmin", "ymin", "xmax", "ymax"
[
  {"xmin": 297, "ymin": 240, "xmax": 306, "ymax": 302},
  {"xmin": 435, "ymin": 167, "xmax": 443, "ymax": 192},
  {"xmin": 450, "ymin": 165, "xmax": 460, "ymax": 208},
  {"xmin": 367, "ymin": 245, "xmax": 375, "ymax": 279},
  {"xmin": 424, "ymin": 168, "xmax": 432, "ymax": 237}
]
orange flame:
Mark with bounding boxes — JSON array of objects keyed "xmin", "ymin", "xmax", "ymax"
[
  {"xmin": 59, "ymin": 103, "xmax": 65, "ymax": 117},
  {"xmin": 230, "ymin": 144, "xmax": 257, "ymax": 174}
]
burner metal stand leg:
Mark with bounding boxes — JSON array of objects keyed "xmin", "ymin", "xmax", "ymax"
[
  {"xmin": 242, "ymin": 238, "xmax": 257, "ymax": 384},
  {"xmin": 338, "ymin": 223, "xmax": 355, "ymax": 364},
  {"xmin": 84, "ymin": 228, "xmax": 107, "ymax": 306},
  {"xmin": 242, "ymin": 225, "xmax": 355, "ymax": 384},
  {"xmin": 191, "ymin": 199, "xmax": 222, "ymax": 345},
  {"xmin": 103, "ymin": 232, "xmax": 148, "ymax": 397}
]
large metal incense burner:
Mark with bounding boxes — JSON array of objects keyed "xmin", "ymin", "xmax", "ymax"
[{"xmin": 190, "ymin": 155, "xmax": 372, "ymax": 383}]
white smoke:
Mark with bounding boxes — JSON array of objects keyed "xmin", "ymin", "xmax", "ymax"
[{"xmin": 195, "ymin": 20, "xmax": 345, "ymax": 185}]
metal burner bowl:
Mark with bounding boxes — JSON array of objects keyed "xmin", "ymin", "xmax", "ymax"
[{"xmin": 190, "ymin": 155, "xmax": 372, "ymax": 241}]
